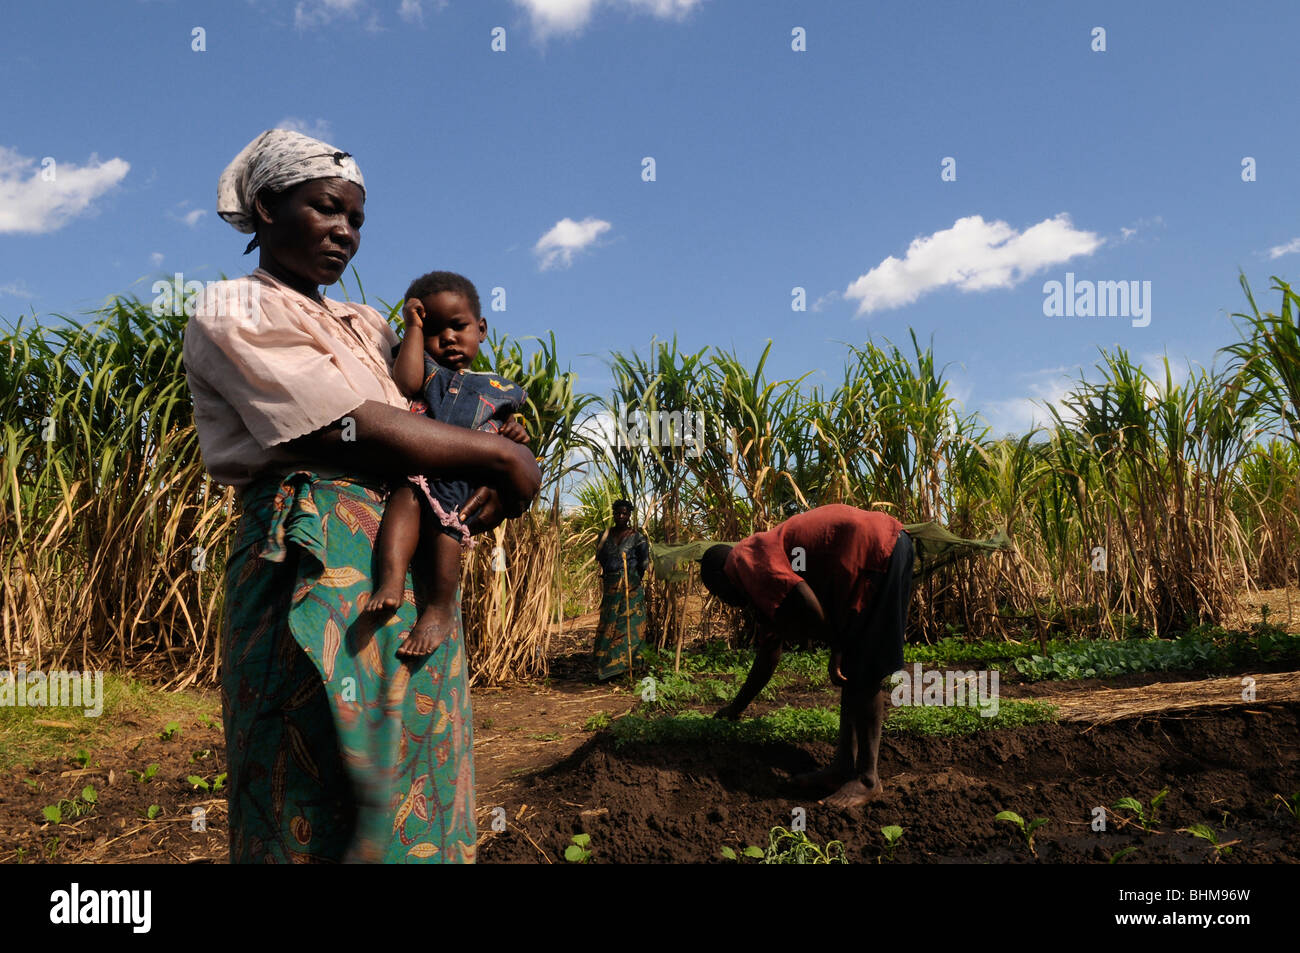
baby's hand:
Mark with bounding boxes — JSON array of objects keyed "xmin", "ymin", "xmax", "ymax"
[
  {"xmin": 498, "ymin": 417, "xmax": 530, "ymax": 445},
  {"xmin": 401, "ymin": 297, "xmax": 425, "ymax": 333}
]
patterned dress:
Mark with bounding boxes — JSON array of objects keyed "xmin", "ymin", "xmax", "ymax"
[
  {"xmin": 221, "ymin": 470, "xmax": 476, "ymax": 863},
  {"xmin": 592, "ymin": 529, "xmax": 650, "ymax": 680}
]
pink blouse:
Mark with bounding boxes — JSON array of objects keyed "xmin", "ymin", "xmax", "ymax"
[{"xmin": 182, "ymin": 269, "xmax": 410, "ymax": 488}]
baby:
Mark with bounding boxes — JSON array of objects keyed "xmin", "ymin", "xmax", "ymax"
[{"xmin": 367, "ymin": 270, "xmax": 530, "ymax": 657}]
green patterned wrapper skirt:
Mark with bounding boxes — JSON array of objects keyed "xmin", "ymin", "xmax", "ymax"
[
  {"xmin": 221, "ymin": 470, "xmax": 476, "ymax": 863},
  {"xmin": 593, "ymin": 574, "xmax": 647, "ymax": 680}
]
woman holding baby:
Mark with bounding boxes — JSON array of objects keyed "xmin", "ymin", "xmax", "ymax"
[{"xmin": 183, "ymin": 129, "xmax": 539, "ymax": 863}]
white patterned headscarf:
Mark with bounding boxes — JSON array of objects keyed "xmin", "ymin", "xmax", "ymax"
[{"xmin": 217, "ymin": 129, "xmax": 365, "ymax": 249}]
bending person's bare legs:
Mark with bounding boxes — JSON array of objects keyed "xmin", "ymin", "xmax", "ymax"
[{"xmin": 820, "ymin": 684, "xmax": 885, "ymax": 808}]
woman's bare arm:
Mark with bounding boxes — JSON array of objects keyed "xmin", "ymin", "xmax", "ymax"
[{"xmin": 285, "ymin": 399, "xmax": 541, "ymax": 506}]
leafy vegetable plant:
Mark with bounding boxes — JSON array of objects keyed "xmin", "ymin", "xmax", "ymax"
[
  {"xmin": 1181, "ymin": 823, "xmax": 1238, "ymax": 862},
  {"xmin": 879, "ymin": 825, "xmax": 904, "ymax": 863},
  {"xmin": 564, "ymin": 833, "xmax": 592, "ymax": 863},
  {"xmin": 995, "ymin": 810, "xmax": 1048, "ymax": 857},
  {"xmin": 762, "ymin": 826, "xmax": 848, "ymax": 864},
  {"xmin": 1113, "ymin": 788, "xmax": 1169, "ymax": 832}
]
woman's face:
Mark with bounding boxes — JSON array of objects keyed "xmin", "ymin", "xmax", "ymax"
[
  {"xmin": 612, "ymin": 507, "xmax": 631, "ymax": 529},
  {"xmin": 256, "ymin": 177, "xmax": 366, "ymax": 288}
]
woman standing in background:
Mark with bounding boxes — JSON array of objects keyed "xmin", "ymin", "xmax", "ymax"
[{"xmin": 592, "ymin": 500, "xmax": 650, "ymax": 680}]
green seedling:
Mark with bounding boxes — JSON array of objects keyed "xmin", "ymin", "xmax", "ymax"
[
  {"xmin": 214, "ymin": 772, "xmax": 227, "ymax": 792},
  {"xmin": 197, "ymin": 714, "xmax": 215, "ymax": 729},
  {"xmin": 879, "ymin": 825, "xmax": 904, "ymax": 863},
  {"xmin": 762, "ymin": 826, "xmax": 848, "ymax": 864},
  {"xmin": 188, "ymin": 748, "xmax": 212, "ymax": 763},
  {"xmin": 41, "ymin": 786, "xmax": 98, "ymax": 826},
  {"xmin": 995, "ymin": 810, "xmax": 1048, "ymax": 857},
  {"xmin": 720, "ymin": 844, "xmax": 764, "ymax": 862},
  {"xmin": 128, "ymin": 763, "xmax": 159, "ymax": 783},
  {"xmin": 187, "ymin": 774, "xmax": 210, "ymax": 791},
  {"xmin": 1181, "ymin": 823, "xmax": 1239, "ymax": 862},
  {"xmin": 145, "ymin": 804, "xmax": 161, "ymax": 820},
  {"xmin": 1107, "ymin": 846, "xmax": 1138, "ymax": 864},
  {"xmin": 1275, "ymin": 792, "xmax": 1300, "ymax": 822},
  {"xmin": 529, "ymin": 731, "xmax": 561, "ymax": 742},
  {"xmin": 159, "ymin": 721, "xmax": 181, "ymax": 741},
  {"xmin": 1112, "ymin": 787, "xmax": 1169, "ymax": 832},
  {"xmin": 564, "ymin": 833, "xmax": 592, "ymax": 863},
  {"xmin": 23, "ymin": 778, "xmax": 38, "ymax": 790},
  {"xmin": 73, "ymin": 748, "xmax": 91, "ymax": 768},
  {"xmin": 14, "ymin": 848, "xmax": 24, "ymax": 864},
  {"xmin": 45, "ymin": 836, "xmax": 60, "ymax": 859},
  {"xmin": 583, "ymin": 712, "xmax": 611, "ymax": 732}
]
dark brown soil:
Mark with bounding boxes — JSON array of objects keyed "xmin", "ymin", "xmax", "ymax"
[
  {"xmin": 0, "ymin": 718, "xmax": 228, "ymax": 864},
  {"xmin": 477, "ymin": 703, "xmax": 1300, "ymax": 863}
]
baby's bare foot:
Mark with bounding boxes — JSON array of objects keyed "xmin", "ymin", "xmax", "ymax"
[
  {"xmin": 366, "ymin": 578, "xmax": 405, "ymax": 616},
  {"xmin": 397, "ymin": 601, "xmax": 455, "ymax": 658}
]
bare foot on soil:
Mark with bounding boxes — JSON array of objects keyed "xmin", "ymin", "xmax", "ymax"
[{"xmin": 819, "ymin": 778, "xmax": 883, "ymax": 809}]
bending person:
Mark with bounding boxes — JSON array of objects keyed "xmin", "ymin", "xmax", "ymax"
[{"xmin": 698, "ymin": 504, "xmax": 914, "ymax": 809}]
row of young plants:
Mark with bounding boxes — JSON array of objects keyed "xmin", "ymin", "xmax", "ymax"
[
  {"xmin": 635, "ymin": 619, "xmax": 1300, "ymax": 709},
  {"xmin": 607, "ymin": 700, "xmax": 1060, "ymax": 749},
  {"xmin": 1012, "ymin": 623, "xmax": 1300, "ymax": 681}
]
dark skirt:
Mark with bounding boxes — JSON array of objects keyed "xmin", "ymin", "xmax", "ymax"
[{"xmin": 840, "ymin": 530, "xmax": 915, "ymax": 689}]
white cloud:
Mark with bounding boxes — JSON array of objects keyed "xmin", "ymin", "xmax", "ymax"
[
  {"xmin": 1115, "ymin": 215, "xmax": 1164, "ymax": 244},
  {"xmin": 150, "ymin": 252, "xmax": 165, "ymax": 268},
  {"xmin": 0, "ymin": 147, "xmax": 129, "ymax": 235},
  {"xmin": 977, "ymin": 354, "xmax": 1198, "ymax": 439},
  {"xmin": 844, "ymin": 213, "xmax": 1103, "ymax": 316},
  {"xmin": 514, "ymin": 0, "xmax": 703, "ymax": 38},
  {"xmin": 534, "ymin": 216, "xmax": 611, "ymax": 270},
  {"xmin": 810, "ymin": 290, "xmax": 840, "ymax": 312},
  {"xmin": 1267, "ymin": 237, "xmax": 1300, "ymax": 259},
  {"xmin": 294, "ymin": 0, "xmax": 363, "ymax": 29},
  {"xmin": 275, "ymin": 116, "xmax": 335, "ymax": 141},
  {"xmin": 978, "ymin": 368, "xmax": 1076, "ymax": 438},
  {"xmin": 0, "ymin": 280, "xmax": 34, "ymax": 299},
  {"xmin": 399, "ymin": 0, "xmax": 445, "ymax": 23},
  {"xmin": 167, "ymin": 202, "xmax": 206, "ymax": 228}
]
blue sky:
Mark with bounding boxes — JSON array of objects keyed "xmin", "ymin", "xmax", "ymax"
[{"xmin": 3, "ymin": 0, "xmax": 1299, "ymax": 438}]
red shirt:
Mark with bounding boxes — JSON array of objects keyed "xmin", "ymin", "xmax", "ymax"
[{"xmin": 723, "ymin": 505, "xmax": 905, "ymax": 625}]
